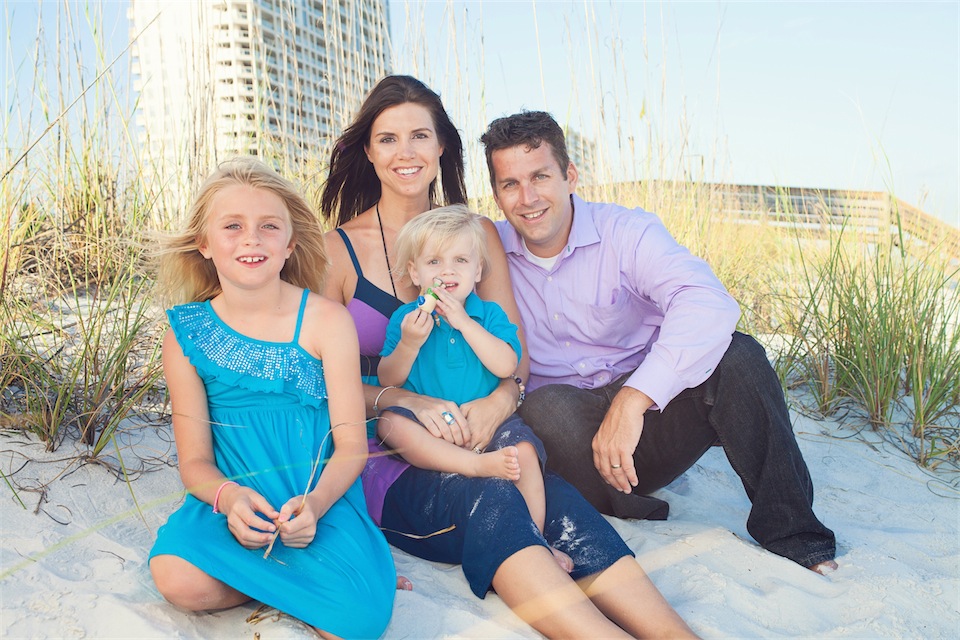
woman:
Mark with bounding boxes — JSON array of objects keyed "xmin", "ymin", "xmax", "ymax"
[{"xmin": 320, "ymin": 75, "xmax": 696, "ymax": 638}]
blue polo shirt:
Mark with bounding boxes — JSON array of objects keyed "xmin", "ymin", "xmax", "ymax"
[{"xmin": 381, "ymin": 292, "xmax": 522, "ymax": 405}]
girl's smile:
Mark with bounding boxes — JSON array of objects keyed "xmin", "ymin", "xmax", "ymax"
[{"xmin": 199, "ymin": 185, "xmax": 295, "ymax": 289}]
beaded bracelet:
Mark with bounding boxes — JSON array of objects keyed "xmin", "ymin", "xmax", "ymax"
[
  {"xmin": 373, "ymin": 386, "xmax": 398, "ymax": 416},
  {"xmin": 212, "ymin": 480, "xmax": 238, "ymax": 514},
  {"xmin": 510, "ymin": 376, "xmax": 525, "ymax": 408}
]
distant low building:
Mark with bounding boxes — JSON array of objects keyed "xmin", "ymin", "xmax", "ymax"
[{"xmin": 714, "ymin": 183, "xmax": 959, "ymax": 261}]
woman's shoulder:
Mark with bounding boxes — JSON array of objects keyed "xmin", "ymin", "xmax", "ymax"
[
  {"xmin": 324, "ymin": 214, "xmax": 378, "ymax": 256},
  {"xmin": 300, "ymin": 291, "xmax": 359, "ymax": 357},
  {"xmin": 304, "ymin": 290, "xmax": 355, "ymax": 328}
]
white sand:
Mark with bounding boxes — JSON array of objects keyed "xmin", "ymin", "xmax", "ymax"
[{"xmin": 1, "ymin": 405, "xmax": 957, "ymax": 639}]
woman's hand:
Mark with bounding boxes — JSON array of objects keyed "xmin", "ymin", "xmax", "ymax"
[
  {"xmin": 276, "ymin": 494, "xmax": 325, "ymax": 548},
  {"xmin": 394, "ymin": 393, "xmax": 470, "ymax": 447},
  {"xmin": 459, "ymin": 379, "xmax": 518, "ymax": 450},
  {"xmin": 220, "ymin": 485, "xmax": 280, "ymax": 549}
]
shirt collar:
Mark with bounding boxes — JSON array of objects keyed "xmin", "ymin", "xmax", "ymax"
[
  {"xmin": 463, "ymin": 291, "xmax": 484, "ymax": 320},
  {"xmin": 568, "ymin": 194, "xmax": 601, "ymax": 250},
  {"xmin": 500, "ymin": 194, "xmax": 600, "ymax": 258}
]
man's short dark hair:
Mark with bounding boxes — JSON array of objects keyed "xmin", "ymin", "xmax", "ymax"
[{"xmin": 480, "ymin": 111, "xmax": 571, "ymax": 191}]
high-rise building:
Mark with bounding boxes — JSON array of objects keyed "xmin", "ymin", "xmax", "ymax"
[
  {"xmin": 129, "ymin": 0, "xmax": 390, "ymax": 201},
  {"xmin": 564, "ymin": 128, "xmax": 598, "ymax": 185}
]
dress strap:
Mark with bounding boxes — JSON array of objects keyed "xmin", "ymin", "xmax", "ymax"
[
  {"xmin": 336, "ymin": 228, "xmax": 364, "ymax": 276},
  {"xmin": 292, "ymin": 288, "xmax": 310, "ymax": 343}
]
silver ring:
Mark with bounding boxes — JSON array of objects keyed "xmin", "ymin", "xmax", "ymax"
[
  {"xmin": 473, "ymin": 446, "xmax": 483, "ymax": 455},
  {"xmin": 611, "ymin": 464, "xmax": 622, "ymax": 469},
  {"xmin": 441, "ymin": 411, "xmax": 456, "ymax": 425}
]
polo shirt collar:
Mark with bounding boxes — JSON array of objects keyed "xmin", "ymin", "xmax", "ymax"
[{"xmin": 463, "ymin": 291, "xmax": 484, "ymax": 320}]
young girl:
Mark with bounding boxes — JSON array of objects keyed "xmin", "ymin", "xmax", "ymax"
[
  {"xmin": 377, "ymin": 205, "xmax": 570, "ymax": 568},
  {"xmin": 149, "ymin": 159, "xmax": 395, "ymax": 639}
]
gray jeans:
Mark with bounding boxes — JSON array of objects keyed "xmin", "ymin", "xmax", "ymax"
[{"xmin": 518, "ymin": 332, "xmax": 836, "ymax": 567}]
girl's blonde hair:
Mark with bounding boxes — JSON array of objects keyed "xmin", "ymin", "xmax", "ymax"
[
  {"xmin": 156, "ymin": 158, "xmax": 328, "ymax": 306},
  {"xmin": 393, "ymin": 204, "xmax": 490, "ymax": 283}
]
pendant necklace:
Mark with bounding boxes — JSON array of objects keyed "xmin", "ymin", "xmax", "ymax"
[{"xmin": 376, "ymin": 202, "xmax": 399, "ymax": 298}]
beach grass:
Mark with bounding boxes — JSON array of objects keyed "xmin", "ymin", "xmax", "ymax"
[{"xmin": 1, "ymin": 0, "xmax": 957, "ymax": 490}]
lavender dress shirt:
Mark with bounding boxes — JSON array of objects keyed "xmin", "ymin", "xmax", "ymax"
[{"xmin": 496, "ymin": 195, "xmax": 741, "ymax": 411}]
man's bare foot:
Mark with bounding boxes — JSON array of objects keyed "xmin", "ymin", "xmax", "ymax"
[
  {"xmin": 470, "ymin": 445, "xmax": 520, "ymax": 481},
  {"xmin": 809, "ymin": 560, "xmax": 838, "ymax": 575},
  {"xmin": 550, "ymin": 546, "xmax": 574, "ymax": 573},
  {"xmin": 396, "ymin": 575, "xmax": 413, "ymax": 590}
]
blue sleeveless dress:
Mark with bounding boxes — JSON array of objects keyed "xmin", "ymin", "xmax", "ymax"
[{"xmin": 149, "ymin": 290, "xmax": 395, "ymax": 638}]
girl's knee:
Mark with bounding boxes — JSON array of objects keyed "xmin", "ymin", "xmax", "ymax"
[{"xmin": 150, "ymin": 555, "xmax": 215, "ymax": 610}]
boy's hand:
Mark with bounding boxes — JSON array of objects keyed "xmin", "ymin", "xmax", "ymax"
[
  {"xmin": 399, "ymin": 307, "xmax": 434, "ymax": 348},
  {"xmin": 433, "ymin": 286, "xmax": 469, "ymax": 330}
]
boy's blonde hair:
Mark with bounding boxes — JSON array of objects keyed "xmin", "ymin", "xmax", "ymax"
[
  {"xmin": 156, "ymin": 158, "xmax": 328, "ymax": 306},
  {"xmin": 393, "ymin": 204, "xmax": 490, "ymax": 283}
]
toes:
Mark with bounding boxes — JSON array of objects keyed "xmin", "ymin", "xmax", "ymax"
[{"xmin": 809, "ymin": 560, "xmax": 838, "ymax": 575}]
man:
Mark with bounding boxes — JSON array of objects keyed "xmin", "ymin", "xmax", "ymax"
[{"xmin": 480, "ymin": 111, "xmax": 837, "ymax": 573}]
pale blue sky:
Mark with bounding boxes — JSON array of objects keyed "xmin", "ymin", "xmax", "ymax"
[
  {"xmin": 389, "ymin": 0, "xmax": 959, "ymax": 226},
  {"xmin": 5, "ymin": 1, "xmax": 958, "ymax": 226}
]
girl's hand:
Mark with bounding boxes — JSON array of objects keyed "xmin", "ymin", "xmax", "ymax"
[
  {"xmin": 399, "ymin": 307, "xmax": 434, "ymax": 349},
  {"xmin": 433, "ymin": 286, "xmax": 469, "ymax": 330},
  {"xmin": 221, "ymin": 485, "xmax": 280, "ymax": 549},
  {"xmin": 276, "ymin": 494, "xmax": 324, "ymax": 548}
]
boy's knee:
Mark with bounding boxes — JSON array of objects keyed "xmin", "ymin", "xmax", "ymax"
[{"xmin": 516, "ymin": 441, "xmax": 539, "ymax": 464}]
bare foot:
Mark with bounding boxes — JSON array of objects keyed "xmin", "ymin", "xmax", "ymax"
[
  {"xmin": 469, "ymin": 446, "xmax": 520, "ymax": 481},
  {"xmin": 809, "ymin": 560, "xmax": 838, "ymax": 575},
  {"xmin": 396, "ymin": 575, "xmax": 413, "ymax": 590},
  {"xmin": 551, "ymin": 546, "xmax": 574, "ymax": 573}
]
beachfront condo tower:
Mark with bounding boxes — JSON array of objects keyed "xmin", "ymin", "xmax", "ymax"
[{"xmin": 129, "ymin": 0, "xmax": 390, "ymax": 201}]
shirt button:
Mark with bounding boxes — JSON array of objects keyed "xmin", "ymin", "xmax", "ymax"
[
  {"xmin": 547, "ymin": 276, "xmax": 552, "ymax": 282},
  {"xmin": 579, "ymin": 363, "xmax": 585, "ymax": 369},
  {"xmin": 450, "ymin": 338, "xmax": 455, "ymax": 344},
  {"xmin": 553, "ymin": 313, "xmax": 559, "ymax": 320},
  {"xmin": 564, "ymin": 341, "xmax": 570, "ymax": 347}
]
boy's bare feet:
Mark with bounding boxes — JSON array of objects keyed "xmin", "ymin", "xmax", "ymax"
[
  {"xmin": 470, "ymin": 445, "xmax": 521, "ymax": 481},
  {"xmin": 396, "ymin": 575, "xmax": 413, "ymax": 590},
  {"xmin": 550, "ymin": 546, "xmax": 574, "ymax": 573},
  {"xmin": 809, "ymin": 560, "xmax": 838, "ymax": 575}
]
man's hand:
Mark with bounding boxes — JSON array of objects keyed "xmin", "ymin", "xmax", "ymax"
[{"xmin": 592, "ymin": 387, "xmax": 654, "ymax": 493}]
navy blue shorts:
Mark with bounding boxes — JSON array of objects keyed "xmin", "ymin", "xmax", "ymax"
[
  {"xmin": 380, "ymin": 408, "xmax": 547, "ymax": 469},
  {"xmin": 380, "ymin": 466, "xmax": 634, "ymax": 598}
]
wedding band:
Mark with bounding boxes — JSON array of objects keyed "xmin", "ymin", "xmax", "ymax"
[
  {"xmin": 441, "ymin": 411, "xmax": 456, "ymax": 425},
  {"xmin": 611, "ymin": 464, "xmax": 622, "ymax": 469},
  {"xmin": 473, "ymin": 446, "xmax": 483, "ymax": 455}
]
